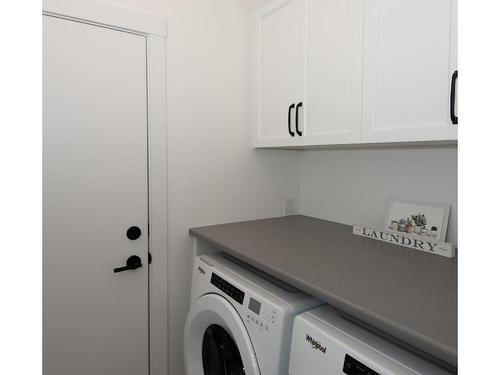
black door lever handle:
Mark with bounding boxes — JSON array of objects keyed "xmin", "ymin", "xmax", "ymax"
[{"xmin": 114, "ymin": 255, "xmax": 142, "ymax": 273}]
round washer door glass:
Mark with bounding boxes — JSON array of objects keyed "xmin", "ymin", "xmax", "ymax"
[
  {"xmin": 184, "ymin": 294, "xmax": 259, "ymax": 375},
  {"xmin": 202, "ymin": 324, "xmax": 245, "ymax": 374}
]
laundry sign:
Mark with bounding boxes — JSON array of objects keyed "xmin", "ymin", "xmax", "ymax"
[{"xmin": 352, "ymin": 225, "xmax": 455, "ymax": 258}]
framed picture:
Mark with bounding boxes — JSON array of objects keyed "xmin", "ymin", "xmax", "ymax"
[{"xmin": 385, "ymin": 198, "xmax": 451, "ymax": 242}]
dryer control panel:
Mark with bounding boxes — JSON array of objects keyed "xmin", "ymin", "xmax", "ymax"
[{"xmin": 343, "ymin": 354, "xmax": 380, "ymax": 375}]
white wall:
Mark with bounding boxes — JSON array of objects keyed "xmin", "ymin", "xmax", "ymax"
[
  {"xmin": 299, "ymin": 146, "xmax": 458, "ymax": 245},
  {"xmin": 101, "ymin": 1, "xmax": 300, "ymax": 374}
]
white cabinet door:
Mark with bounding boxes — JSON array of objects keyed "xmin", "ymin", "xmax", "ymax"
[
  {"xmin": 298, "ymin": 0, "xmax": 364, "ymax": 146},
  {"xmin": 43, "ymin": 16, "xmax": 149, "ymax": 375},
  {"xmin": 362, "ymin": 0, "xmax": 458, "ymax": 143},
  {"xmin": 253, "ymin": 0, "xmax": 304, "ymax": 147}
]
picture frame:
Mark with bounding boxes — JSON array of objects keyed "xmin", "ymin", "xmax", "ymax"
[{"xmin": 385, "ymin": 198, "xmax": 451, "ymax": 243}]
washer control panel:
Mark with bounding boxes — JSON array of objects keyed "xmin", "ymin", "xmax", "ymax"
[
  {"xmin": 244, "ymin": 297, "xmax": 278, "ymax": 333},
  {"xmin": 210, "ymin": 272, "xmax": 245, "ymax": 305}
]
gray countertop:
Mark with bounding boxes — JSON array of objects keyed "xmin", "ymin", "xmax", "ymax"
[{"xmin": 189, "ymin": 215, "xmax": 457, "ymax": 367}]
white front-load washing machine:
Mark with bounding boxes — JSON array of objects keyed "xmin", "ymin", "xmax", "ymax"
[
  {"xmin": 184, "ymin": 253, "xmax": 322, "ymax": 375},
  {"xmin": 289, "ymin": 305, "xmax": 452, "ymax": 375}
]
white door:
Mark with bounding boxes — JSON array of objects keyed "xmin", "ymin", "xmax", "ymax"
[
  {"xmin": 299, "ymin": 0, "xmax": 364, "ymax": 146},
  {"xmin": 43, "ymin": 15, "xmax": 149, "ymax": 375},
  {"xmin": 254, "ymin": 0, "xmax": 304, "ymax": 147},
  {"xmin": 362, "ymin": 0, "xmax": 458, "ymax": 143}
]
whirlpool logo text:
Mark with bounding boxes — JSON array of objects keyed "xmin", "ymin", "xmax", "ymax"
[{"xmin": 305, "ymin": 334, "xmax": 327, "ymax": 354}]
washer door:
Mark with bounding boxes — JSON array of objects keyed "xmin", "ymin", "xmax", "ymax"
[{"xmin": 184, "ymin": 294, "xmax": 260, "ymax": 375}]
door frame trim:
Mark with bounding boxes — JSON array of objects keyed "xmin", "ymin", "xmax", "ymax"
[
  {"xmin": 43, "ymin": 0, "xmax": 167, "ymax": 36},
  {"xmin": 42, "ymin": 2, "xmax": 168, "ymax": 375},
  {"xmin": 147, "ymin": 34, "xmax": 168, "ymax": 375}
]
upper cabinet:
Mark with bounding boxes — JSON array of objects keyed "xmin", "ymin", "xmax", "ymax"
[
  {"xmin": 301, "ymin": 0, "xmax": 364, "ymax": 146},
  {"xmin": 252, "ymin": 0, "xmax": 458, "ymax": 148},
  {"xmin": 362, "ymin": 0, "xmax": 458, "ymax": 143},
  {"xmin": 253, "ymin": 0, "xmax": 303, "ymax": 147}
]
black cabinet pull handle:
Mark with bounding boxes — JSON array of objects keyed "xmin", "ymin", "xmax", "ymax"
[
  {"xmin": 450, "ymin": 70, "xmax": 458, "ymax": 124},
  {"xmin": 114, "ymin": 255, "xmax": 142, "ymax": 273},
  {"xmin": 295, "ymin": 102, "xmax": 303, "ymax": 136},
  {"xmin": 288, "ymin": 103, "xmax": 295, "ymax": 137}
]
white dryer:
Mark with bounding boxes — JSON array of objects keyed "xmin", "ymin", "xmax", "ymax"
[
  {"xmin": 184, "ymin": 253, "xmax": 321, "ymax": 375},
  {"xmin": 289, "ymin": 305, "xmax": 452, "ymax": 375}
]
